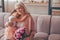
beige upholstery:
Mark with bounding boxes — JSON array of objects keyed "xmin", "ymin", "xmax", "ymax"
[
  {"xmin": 34, "ymin": 15, "xmax": 51, "ymax": 40},
  {"xmin": 34, "ymin": 32, "xmax": 48, "ymax": 40},
  {"xmin": 48, "ymin": 16, "xmax": 60, "ymax": 40},
  {"xmin": 4, "ymin": 13, "xmax": 11, "ymax": 26},
  {"xmin": 0, "ymin": 13, "xmax": 60, "ymax": 40},
  {"xmin": 49, "ymin": 34, "xmax": 60, "ymax": 40},
  {"xmin": 31, "ymin": 15, "xmax": 38, "ymax": 32},
  {"xmin": 50, "ymin": 16, "xmax": 60, "ymax": 34},
  {"xmin": 0, "ymin": 13, "xmax": 5, "ymax": 27},
  {"xmin": 37, "ymin": 15, "xmax": 51, "ymax": 33}
]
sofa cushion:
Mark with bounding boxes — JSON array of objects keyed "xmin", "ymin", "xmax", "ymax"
[
  {"xmin": 31, "ymin": 15, "xmax": 38, "ymax": 32},
  {"xmin": 37, "ymin": 15, "xmax": 51, "ymax": 33},
  {"xmin": 48, "ymin": 34, "xmax": 60, "ymax": 40},
  {"xmin": 50, "ymin": 16, "xmax": 60, "ymax": 34},
  {"xmin": 34, "ymin": 32, "xmax": 48, "ymax": 40},
  {"xmin": 4, "ymin": 13, "xmax": 11, "ymax": 27}
]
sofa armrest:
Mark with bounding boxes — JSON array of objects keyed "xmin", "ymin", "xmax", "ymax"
[
  {"xmin": 34, "ymin": 32, "xmax": 48, "ymax": 40},
  {"xmin": 0, "ymin": 28, "xmax": 4, "ymax": 38}
]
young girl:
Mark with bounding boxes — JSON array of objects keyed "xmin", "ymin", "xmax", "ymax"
[{"xmin": 4, "ymin": 10, "xmax": 18, "ymax": 40}]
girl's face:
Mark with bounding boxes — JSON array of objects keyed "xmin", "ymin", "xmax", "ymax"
[
  {"xmin": 16, "ymin": 5, "xmax": 25, "ymax": 15},
  {"xmin": 12, "ymin": 12, "xmax": 18, "ymax": 17},
  {"xmin": 12, "ymin": 11, "xmax": 21, "ymax": 18}
]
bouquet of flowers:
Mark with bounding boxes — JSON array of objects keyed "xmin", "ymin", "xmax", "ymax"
[{"xmin": 14, "ymin": 26, "xmax": 26, "ymax": 40}]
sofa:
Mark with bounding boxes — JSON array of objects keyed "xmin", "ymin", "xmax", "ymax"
[
  {"xmin": 34, "ymin": 15, "xmax": 60, "ymax": 40},
  {"xmin": 0, "ymin": 13, "xmax": 60, "ymax": 40}
]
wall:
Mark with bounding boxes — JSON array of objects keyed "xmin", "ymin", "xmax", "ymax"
[
  {"xmin": 25, "ymin": 4, "xmax": 48, "ymax": 15},
  {"xmin": 4, "ymin": 0, "xmax": 48, "ymax": 15},
  {"xmin": 0, "ymin": 0, "xmax": 17, "ymax": 12},
  {"xmin": 0, "ymin": 0, "xmax": 60, "ymax": 15}
]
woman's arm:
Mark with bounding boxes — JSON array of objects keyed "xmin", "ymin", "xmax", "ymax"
[
  {"xmin": 29, "ymin": 16, "xmax": 35, "ymax": 40},
  {"xmin": 25, "ymin": 15, "xmax": 36, "ymax": 36},
  {"xmin": 17, "ymin": 15, "xmax": 28, "ymax": 22},
  {"xmin": 29, "ymin": 16, "xmax": 36, "ymax": 35}
]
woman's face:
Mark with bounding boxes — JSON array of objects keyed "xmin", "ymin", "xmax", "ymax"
[{"xmin": 16, "ymin": 5, "xmax": 25, "ymax": 15}]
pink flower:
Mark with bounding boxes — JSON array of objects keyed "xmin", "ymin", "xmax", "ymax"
[
  {"xmin": 16, "ymin": 33, "xmax": 21, "ymax": 38},
  {"xmin": 14, "ymin": 26, "xmax": 26, "ymax": 39}
]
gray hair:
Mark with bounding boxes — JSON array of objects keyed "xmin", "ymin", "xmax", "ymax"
[{"xmin": 15, "ymin": 2, "xmax": 29, "ymax": 14}]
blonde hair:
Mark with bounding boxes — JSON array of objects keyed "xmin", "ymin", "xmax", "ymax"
[{"xmin": 15, "ymin": 2, "xmax": 29, "ymax": 14}]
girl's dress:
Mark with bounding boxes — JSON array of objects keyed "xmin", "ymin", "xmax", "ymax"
[{"xmin": 4, "ymin": 15, "xmax": 18, "ymax": 40}]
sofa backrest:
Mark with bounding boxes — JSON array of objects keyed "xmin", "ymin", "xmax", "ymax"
[
  {"xmin": 31, "ymin": 14, "xmax": 38, "ymax": 32},
  {"xmin": 37, "ymin": 15, "xmax": 51, "ymax": 33},
  {"xmin": 0, "ymin": 13, "xmax": 4, "ymax": 27},
  {"xmin": 3, "ymin": 14, "xmax": 60, "ymax": 34},
  {"xmin": 50, "ymin": 16, "xmax": 60, "ymax": 34},
  {"xmin": 4, "ymin": 13, "xmax": 11, "ymax": 26}
]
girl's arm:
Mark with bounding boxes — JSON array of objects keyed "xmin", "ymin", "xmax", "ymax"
[
  {"xmin": 6, "ymin": 16, "xmax": 16, "ymax": 27},
  {"xmin": 10, "ymin": 15, "xmax": 27, "ymax": 22}
]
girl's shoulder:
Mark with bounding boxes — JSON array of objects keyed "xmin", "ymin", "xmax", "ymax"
[
  {"xmin": 8, "ymin": 15, "xmax": 16, "ymax": 22},
  {"xmin": 9, "ymin": 15, "xmax": 15, "ymax": 19}
]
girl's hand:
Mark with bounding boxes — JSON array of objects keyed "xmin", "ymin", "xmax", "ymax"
[
  {"xmin": 5, "ymin": 22, "xmax": 13, "ymax": 27},
  {"xmin": 5, "ymin": 22, "xmax": 8, "ymax": 27}
]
